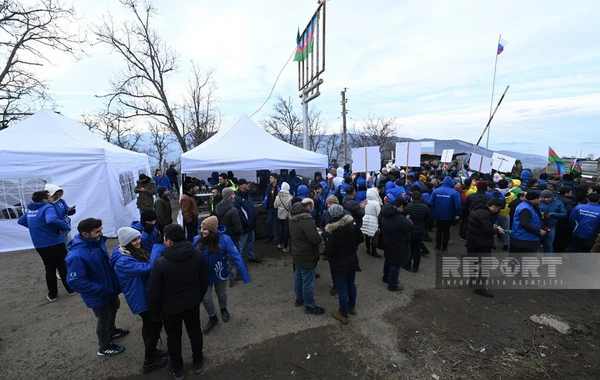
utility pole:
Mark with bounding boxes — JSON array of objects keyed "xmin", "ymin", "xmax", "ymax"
[{"xmin": 341, "ymin": 88, "xmax": 348, "ymax": 165}]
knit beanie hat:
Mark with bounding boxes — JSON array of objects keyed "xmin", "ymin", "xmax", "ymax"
[
  {"xmin": 281, "ymin": 182, "xmax": 290, "ymax": 193},
  {"xmin": 526, "ymin": 191, "xmax": 540, "ymax": 201},
  {"xmin": 117, "ymin": 227, "xmax": 141, "ymax": 247},
  {"xmin": 201, "ymin": 216, "xmax": 218, "ymax": 233},
  {"xmin": 540, "ymin": 190, "xmax": 553, "ymax": 198},
  {"xmin": 326, "ymin": 195, "xmax": 339, "ymax": 204},
  {"xmin": 222, "ymin": 187, "xmax": 234, "ymax": 200},
  {"xmin": 141, "ymin": 209, "xmax": 158, "ymax": 222},
  {"xmin": 157, "ymin": 186, "xmax": 168, "ymax": 197},
  {"xmin": 328, "ymin": 204, "xmax": 345, "ymax": 219}
]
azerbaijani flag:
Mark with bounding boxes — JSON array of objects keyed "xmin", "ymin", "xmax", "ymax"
[
  {"xmin": 459, "ymin": 167, "xmax": 470, "ymax": 179},
  {"xmin": 571, "ymin": 159, "xmax": 582, "ymax": 175},
  {"xmin": 497, "ymin": 37, "xmax": 508, "ymax": 55},
  {"xmin": 548, "ymin": 146, "xmax": 565, "ymax": 177},
  {"xmin": 293, "ymin": 14, "xmax": 317, "ymax": 62}
]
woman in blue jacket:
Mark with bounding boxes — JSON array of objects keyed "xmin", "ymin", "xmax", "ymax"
[
  {"xmin": 194, "ymin": 216, "xmax": 251, "ymax": 334},
  {"xmin": 110, "ymin": 227, "xmax": 168, "ymax": 374}
]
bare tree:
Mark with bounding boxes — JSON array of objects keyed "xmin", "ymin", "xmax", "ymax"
[
  {"xmin": 82, "ymin": 110, "xmax": 143, "ymax": 152},
  {"xmin": 323, "ymin": 130, "xmax": 343, "ymax": 163},
  {"xmin": 0, "ymin": 0, "xmax": 84, "ymax": 129},
  {"xmin": 262, "ymin": 96, "xmax": 302, "ymax": 147},
  {"xmin": 147, "ymin": 123, "xmax": 172, "ymax": 169},
  {"xmin": 94, "ymin": 0, "xmax": 218, "ymax": 152},
  {"xmin": 307, "ymin": 109, "xmax": 327, "ymax": 152},
  {"xmin": 183, "ymin": 64, "xmax": 220, "ymax": 149},
  {"xmin": 349, "ymin": 115, "xmax": 399, "ymax": 158}
]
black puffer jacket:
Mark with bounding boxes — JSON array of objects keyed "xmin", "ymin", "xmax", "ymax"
[
  {"xmin": 215, "ymin": 199, "xmax": 243, "ymax": 243},
  {"xmin": 324, "ymin": 215, "xmax": 364, "ymax": 275},
  {"xmin": 404, "ymin": 200, "xmax": 431, "ymax": 235},
  {"xmin": 147, "ymin": 240, "xmax": 209, "ymax": 318},
  {"xmin": 379, "ymin": 204, "xmax": 414, "ymax": 266},
  {"xmin": 289, "ymin": 202, "xmax": 322, "ymax": 269},
  {"xmin": 342, "ymin": 196, "xmax": 365, "ymax": 228},
  {"xmin": 466, "ymin": 203, "xmax": 499, "ymax": 247}
]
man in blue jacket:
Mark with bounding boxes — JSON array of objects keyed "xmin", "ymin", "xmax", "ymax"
[
  {"xmin": 18, "ymin": 190, "xmax": 74, "ymax": 302},
  {"xmin": 429, "ymin": 176, "xmax": 462, "ymax": 252},
  {"xmin": 153, "ymin": 169, "xmax": 172, "ymax": 194},
  {"xmin": 570, "ymin": 193, "xmax": 600, "ymax": 252},
  {"xmin": 234, "ymin": 179, "xmax": 262, "ymax": 263},
  {"xmin": 66, "ymin": 218, "xmax": 128, "ymax": 356},
  {"xmin": 539, "ymin": 189, "xmax": 567, "ymax": 257}
]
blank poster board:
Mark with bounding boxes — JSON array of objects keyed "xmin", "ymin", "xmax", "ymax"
[
  {"xmin": 491, "ymin": 152, "xmax": 516, "ymax": 172},
  {"xmin": 351, "ymin": 146, "xmax": 381, "ymax": 172},
  {"xmin": 441, "ymin": 149, "xmax": 455, "ymax": 163},
  {"xmin": 395, "ymin": 142, "xmax": 421, "ymax": 167},
  {"xmin": 470, "ymin": 153, "xmax": 493, "ymax": 174}
]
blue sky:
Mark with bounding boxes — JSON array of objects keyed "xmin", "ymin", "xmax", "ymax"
[{"xmin": 41, "ymin": 0, "xmax": 600, "ymax": 158}]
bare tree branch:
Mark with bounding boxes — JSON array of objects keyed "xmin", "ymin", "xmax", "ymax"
[
  {"xmin": 323, "ymin": 130, "xmax": 344, "ymax": 163},
  {"xmin": 307, "ymin": 109, "xmax": 327, "ymax": 152},
  {"xmin": 262, "ymin": 96, "xmax": 302, "ymax": 147},
  {"xmin": 349, "ymin": 115, "xmax": 399, "ymax": 159},
  {"xmin": 183, "ymin": 64, "xmax": 220, "ymax": 149},
  {"xmin": 147, "ymin": 122, "xmax": 173, "ymax": 169},
  {"xmin": 81, "ymin": 109, "xmax": 143, "ymax": 152},
  {"xmin": 0, "ymin": 0, "xmax": 85, "ymax": 129}
]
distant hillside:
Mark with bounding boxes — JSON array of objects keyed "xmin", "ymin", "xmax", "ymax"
[{"xmin": 130, "ymin": 133, "xmax": 547, "ymax": 170}]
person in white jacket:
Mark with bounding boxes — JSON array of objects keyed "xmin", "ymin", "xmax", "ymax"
[
  {"xmin": 361, "ymin": 188, "xmax": 382, "ymax": 257},
  {"xmin": 273, "ymin": 182, "xmax": 294, "ymax": 252}
]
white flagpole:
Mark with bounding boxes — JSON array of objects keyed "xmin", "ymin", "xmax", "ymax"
[{"xmin": 485, "ymin": 34, "xmax": 501, "ymax": 156}]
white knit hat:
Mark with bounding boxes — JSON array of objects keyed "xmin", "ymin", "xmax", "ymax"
[
  {"xmin": 44, "ymin": 184, "xmax": 63, "ymax": 196},
  {"xmin": 117, "ymin": 227, "xmax": 141, "ymax": 247},
  {"xmin": 281, "ymin": 182, "xmax": 290, "ymax": 192}
]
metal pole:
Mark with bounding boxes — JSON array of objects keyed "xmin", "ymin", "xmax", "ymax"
[
  {"xmin": 485, "ymin": 34, "xmax": 501, "ymax": 155},
  {"xmin": 303, "ymin": 96, "xmax": 309, "ymax": 150},
  {"xmin": 341, "ymin": 88, "xmax": 348, "ymax": 165}
]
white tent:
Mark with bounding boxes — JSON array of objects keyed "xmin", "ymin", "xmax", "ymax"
[
  {"xmin": 0, "ymin": 110, "xmax": 151, "ymax": 253},
  {"xmin": 181, "ymin": 114, "xmax": 329, "ymax": 180}
]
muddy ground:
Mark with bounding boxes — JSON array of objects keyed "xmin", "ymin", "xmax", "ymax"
[{"xmin": 1, "ymin": 212, "xmax": 599, "ymax": 380}]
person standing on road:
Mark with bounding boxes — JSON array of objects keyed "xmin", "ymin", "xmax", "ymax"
[
  {"xmin": 274, "ymin": 182, "xmax": 293, "ymax": 253},
  {"xmin": 147, "ymin": 224, "xmax": 209, "ymax": 379},
  {"xmin": 324, "ymin": 204, "xmax": 364, "ymax": 325},
  {"xmin": 466, "ymin": 198, "xmax": 505, "ymax": 298},
  {"xmin": 193, "ymin": 216, "xmax": 251, "ymax": 334},
  {"xmin": 538, "ymin": 189, "xmax": 567, "ymax": 257},
  {"xmin": 66, "ymin": 218, "xmax": 129, "ymax": 356},
  {"xmin": 180, "ymin": 183, "xmax": 199, "ymax": 242},
  {"xmin": 153, "ymin": 169, "xmax": 172, "ymax": 195},
  {"xmin": 429, "ymin": 176, "xmax": 462, "ymax": 253},
  {"xmin": 234, "ymin": 179, "xmax": 262, "ymax": 263},
  {"xmin": 135, "ymin": 174, "xmax": 157, "ymax": 217},
  {"xmin": 44, "ymin": 184, "xmax": 76, "ymax": 245},
  {"xmin": 18, "ymin": 190, "xmax": 75, "ymax": 302},
  {"xmin": 360, "ymin": 188, "xmax": 382, "ymax": 258},
  {"xmin": 404, "ymin": 191, "xmax": 432, "ymax": 273},
  {"xmin": 154, "ymin": 186, "xmax": 173, "ymax": 227},
  {"xmin": 289, "ymin": 198, "xmax": 325, "ymax": 315},
  {"xmin": 166, "ymin": 165, "xmax": 179, "ymax": 193},
  {"xmin": 261, "ymin": 173, "xmax": 280, "ymax": 243},
  {"xmin": 215, "ymin": 187, "xmax": 244, "ymax": 287},
  {"xmin": 110, "ymin": 227, "xmax": 168, "ymax": 373},
  {"xmin": 379, "ymin": 198, "xmax": 414, "ymax": 291}
]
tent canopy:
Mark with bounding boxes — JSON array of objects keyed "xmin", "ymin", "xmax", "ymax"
[
  {"xmin": 181, "ymin": 114, "xmax": 329, "ymax": 180},
  {"xmin": 0, "ymin": 110, "xmax": 150, "ymax": 253}
]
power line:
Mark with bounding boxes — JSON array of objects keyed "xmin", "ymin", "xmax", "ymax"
[{"xmin": 250, "ymin": 47, "xmax": 297, "ymax": 118}]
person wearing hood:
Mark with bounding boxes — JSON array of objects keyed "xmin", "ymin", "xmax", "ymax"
[
  {"xmin": 193, "ymin": 216, "xmax": 251, "ymax": 334},
  {"xmin": 18, "ymin": 190, "xmax": 74, "ymax": 302},
  {"xmin": 234, "ymin": 179, "xmax": 262, "ymax": 264},
  {"xmin": 132, "ymin": 209, "xmax": 163, "ymax": 253},
  {"xmin": 378, "ymin": 168, "xmax": 389, "ymax": 186},
  {"xmin": 110, "ymin": 227, "xmax": 168, "ymax": 373},
  {"xmin": 155, "ymin": 186, "xmax": 173, "ymax": 227},
  {"xmin": 135, "ymin": 174, "xmax": 157, "ymax": 216},
  {"xmin": 44, "ymin": 183, "xmax": 76, "ymax": 245},
  {"xmin": 508, "ymin": 179, "xmax": 523, "ymax": 197},
  {"xmin": 379, "ymin": 198, "xmax": 414, "ymax": 291},
  {"xmin": 274, "ymin": 182, "xmax": 294, "ymax": 253},
  {"xmin": 215, "ymin": 187, "xmax": 244, "ymax": 287},
  {"xmin": 289, "ymin": 199, "xmax": 325, "ymax": 316},
  {"xmin": 310, "ymin": 171, "xmax": 324, "ymax": 192},
  {"xmin": 429, "ymin": 176, "xmax": 462, "ymax": 252},
  {"xmin": 296, "ymin": 184, "xmax": 310, "ymax": 200},
  {"xmin": 511, "ymin": 160, "xmax": 523, "ymax": 178},
  {"xmin": 153, "ymin": 169, "xmax": 172, "ymax": 194},
  {"xmin": 493, "ymin": 172, "xmax": 502, "ymax": 183},
  {"xmin": 324, "ymin": 204, "xmax": 364, "ymax": 325},
  {"xmin": 570, "ymin": 193, "xmax": 600, "ymax": 252},
  {"xmin": 404, "ymin": 191, "xmax": 432, "ymax": 272},
  {"xmin": 466, "ymin": 198, "xmax": 505, "ymax": 298},
  {"xmin": 385, "ymin": 180, "xmax": 407, "ymax": 204},
  {"xmin": 539, "ymin": 189, "xmax": 567, "ymax": 257},
  {"xmin": 360, "ymin": 188, "xmax": 382, "ymax": 258},
  {"xmin": 261, "ymin": 173, "xmax": 281, "ymax": 244},
  {"xmin": 355, "ymin": 183, "xmax": 368, "ymax": 205},
  {"xmin": 147, "ymin": 224, "xmax": 209, "ymax": 379},
  {"xmin": 342, "ymin": 186, "xmax": 367, "ymax": 229},
  {"xmin": 519, "ymin": 169, "xmax": 532, "ymax": 190},
  {"xmin": 65, "ymin": 218, "xmax": 127, "ymax": 356}
]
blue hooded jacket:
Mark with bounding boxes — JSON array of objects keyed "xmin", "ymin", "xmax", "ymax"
[
  {"xmin": 520, "ymin": 169, "xmax": 532, "ymax": 189},
  {"xmin": 66, "ymin": 235, "xmax": 121, "ymax": 309},
  {"xmin": 234, "ymin": 189, "xmax": 257, "ymax": 233},
  {"xmin": 297, "ymin": 185, "xmax": 309, "ymax": 200},
  {"xmin": 153, "ymin": 175, "xmax": 172, "ymax": 193},
  {"xmin": 429, "ymin": 177, "xmax": 462, "ymax": 221},
  {"xmin": 193, "ymin": 227, "xmax": 251, "ymax": 285},
  {"xmin": 110, "ymin": 245, "xmax": 163, "ymax": 315},
  {"xmin": 385, "ymin": 182, "xmax": 407, "ymax": 203},
  {"xmin": 569, "ymin": 202, "xmax": 600, "ymax": 239},
  {"xmin": 131, "ymin": 221, "xmax": 163, "ymax": 252},
  {"xmin": 18, "ymin": 201, "xmax": 71, "ymax": 248},
  {"xmin": 539, "ymin": 198, "xmax": 568, "ymax": 228}
]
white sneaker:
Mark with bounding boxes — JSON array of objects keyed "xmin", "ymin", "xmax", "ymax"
[
  {"xmin": 277, "ymin": 244, "xmax": 283, "ymax": 249},
  {"xmin": 56, "ymin": 270, "xmax": 61, "ymax": 280},
  {"xmin": 283, "ymin": 248, "xmax": 290, "ymax": 253},
  {"xmin": 46, "ymin": 294, "xmax": 57, "ymax": 302}
]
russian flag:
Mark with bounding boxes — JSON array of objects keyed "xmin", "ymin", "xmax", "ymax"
[{"xmin": 497, "ymin": 37, "xmax": 508, "ymax": 55}]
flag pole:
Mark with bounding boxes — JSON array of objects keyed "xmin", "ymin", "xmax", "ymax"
[{"xmin": 485, "ymin": 34, "xmax": 501, "ymax": 156}]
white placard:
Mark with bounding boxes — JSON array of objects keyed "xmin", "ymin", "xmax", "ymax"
[
  {"xmin": 470, "ymin": 153, "xmax": 493, "ymax": 174},
  {"xmin": 491, "ymin": 152, "xmax": 516, "ymax": 172},
  {"xmin": 351, "ymin": 146, "xmax": 381, "ymax": 172},
  {"xmin": 441, "ymin": 149, "xmax": 455, "ymax": 163},
  {"xmin": 395, "ymin": 142, "xmax": 422, "ymax": 168},
  {"xmin": 420, "ymin": 141, "xmax": 436, "ymax": 154}
]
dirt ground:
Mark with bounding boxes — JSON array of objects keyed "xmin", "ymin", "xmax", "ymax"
[{"xmin": 1, "ymin": 213, "xmax": 599, "ymax": 380}]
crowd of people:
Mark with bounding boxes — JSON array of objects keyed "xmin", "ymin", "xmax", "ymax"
[{"xmin": 15, "ymin": 158, "xmax": 600, "ymax": 379}]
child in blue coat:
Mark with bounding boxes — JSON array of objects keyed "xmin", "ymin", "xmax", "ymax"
[
  {"xmin": 194, "ymin": 216, "xmax": 251, "ymax": 334},
  {"xmin": 110, "ymin": 227, "xmax": 168, "ymax": 373}
]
